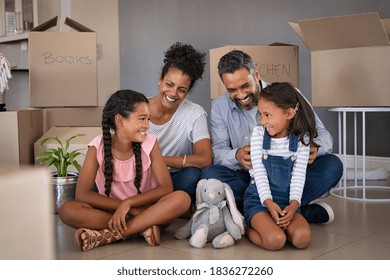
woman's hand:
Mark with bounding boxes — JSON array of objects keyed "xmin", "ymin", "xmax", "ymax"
[{"xmin": 108, "ymin": 199, "xmax": 132, "ymax": 234}]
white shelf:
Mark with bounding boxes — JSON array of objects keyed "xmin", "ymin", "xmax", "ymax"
[
  {"xmin": 0, "ymin": 32, "xmax": 28, "ymax": 43},
  {"xmin": 329, "ymin": 107, "xmax": 390, "ymax": 202}
]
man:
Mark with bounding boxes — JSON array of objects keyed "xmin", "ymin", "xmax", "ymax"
[{"xmin": 201, "ymin": 50, "xmax": 343, "ymax": 224}]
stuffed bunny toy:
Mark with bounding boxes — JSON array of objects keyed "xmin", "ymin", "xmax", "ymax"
[{"xmin": 175, "ymin": 178, "xmax": 245, "ymax": 248}]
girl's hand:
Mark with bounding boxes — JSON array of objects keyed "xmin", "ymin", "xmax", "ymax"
[
  {"xmin": 277, "ymin": 201, "xmax": 299, "ymax": 229},
  {"xmin": 264, "ymin": 199, "xmax": 284, "ymax": 223},
  {"xmin": 108, "ymin": 199, "xmax": 131, "ymax": 234}
]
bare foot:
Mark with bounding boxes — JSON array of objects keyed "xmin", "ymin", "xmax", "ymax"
[
  {"xmin": 140, "ymin": 225, "xmax": 160, "ymax": 246},
  {"xmin": 75, "ymin": 228, "xmax": 122, "ymax": 251}
]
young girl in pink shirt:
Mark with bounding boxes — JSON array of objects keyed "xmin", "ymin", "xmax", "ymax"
[{"xmin": 59, "ymin": 89, "xmax": 190, "ymax": 251}]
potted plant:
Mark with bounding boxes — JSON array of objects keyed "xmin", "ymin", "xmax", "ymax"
[{"xmin": 36, "ymin": 133, "xmax": 85, "ymax": 214}]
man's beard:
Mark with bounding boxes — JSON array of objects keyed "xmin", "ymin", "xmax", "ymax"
[
  {"xmin": 232, "ymin": 93, "xmax": 255, "ymax": 110},
  {"xmin": 232, "ymin": 83, "xmax": 261, "ymax": 110}
]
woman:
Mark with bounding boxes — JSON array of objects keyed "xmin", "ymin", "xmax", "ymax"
[{"xmin": 148, "ymin": 42, "xmax": 212, "ymax": 204}]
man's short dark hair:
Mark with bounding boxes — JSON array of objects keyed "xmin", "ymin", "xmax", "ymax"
[{"xmin": 217, "ymin": 50, "xmax": 255, "ymax": 79}]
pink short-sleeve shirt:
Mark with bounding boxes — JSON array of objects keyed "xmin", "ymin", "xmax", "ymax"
[{"xmin": 89, "ymin": 133, "xmax": 158, "ymax": 199}]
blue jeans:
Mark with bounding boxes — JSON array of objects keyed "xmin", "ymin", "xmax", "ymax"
[
  {"xmin": 201, "ymin": 165, "xmax": 251, "ymax": 211},
  {"xmin": 201, "ymin": 153, "xmax": 343, "ymax": 212},
  {"xmin": 300, "ymin": 153, "xmax": 343, "ymax": 205},
  {"xmin": 170, "ymin": 167, "xmax": 202, "ymax": 203}
]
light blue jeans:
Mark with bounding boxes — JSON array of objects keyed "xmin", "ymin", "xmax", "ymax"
[{"xmin": 201, "ymin": 154, "xmax": 343, "ymax": 212}]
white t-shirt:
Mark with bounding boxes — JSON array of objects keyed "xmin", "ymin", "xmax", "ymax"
[{"xmin": 148, "ymin": 98, "xmax": 210, "ymax": 159}]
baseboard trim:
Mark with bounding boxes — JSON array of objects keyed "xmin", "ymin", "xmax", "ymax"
[{"xmin": 336, "ymin": 154, "xmax": 390, "ymax": 171}]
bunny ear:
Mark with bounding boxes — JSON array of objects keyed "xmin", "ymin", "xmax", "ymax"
[
  {"xmin": 196, "ymin": 179, "xmax": 207, "ymax": 205},
  {"xmin": 223, "ymin": 183, "xmax": 245, "ymax": 235}
]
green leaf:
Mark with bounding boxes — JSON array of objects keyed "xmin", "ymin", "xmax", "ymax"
[
  {"xmin": 39, "ymin": 137, "xmax": 51, "ymax": 147},
  {"xmin": 53, "ymin": 136, "xmax": 64, "ymax": 149},
  {"xmin": 73, "ymin": 160, "xmax": 82, "ymax": 172},
  {"xmin": 53, "ymin": 161, "xmax": 59, "ymax": 172},
  {"xmin": 36, "ymin": 133, "xmax": 86, "ymax": 176},
  {"xmin": 68, "ymin": 150, "xmax": 82, "ymax": 160},
  {"xmin": 36, "ymin": 151, "xmax": 53, "ymax": 159}
]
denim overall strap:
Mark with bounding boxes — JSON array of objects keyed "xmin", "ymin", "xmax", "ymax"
[
  {"xmin": 289, "ymin": 133, "xmax": 299, "ymax": 153},
  {"xmin": 262, "ymin": 129, "xmax": 272, "ymax": 150},
  {"xmin": 262, "ymin": 130, "xmax": 299, "ymax": 153}
]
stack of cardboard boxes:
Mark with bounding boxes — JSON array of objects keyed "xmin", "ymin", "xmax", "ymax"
[{"xmin": 0, "ymin": 16, "xmax": 102, "ymax": 168}]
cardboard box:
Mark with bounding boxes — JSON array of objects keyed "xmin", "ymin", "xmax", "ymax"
[
  {"xmin": 41, "ymin": 106, "xmax": 103, "ymax": 133},
  {"xmin": 0, "ymin": 165, "xmax": 55, "ymax": 259},
  {"xmin": 35, "ymin": 126, "xmax": 102, "ymax": 172},
  {"xmin": 29, "ymin": 16, "xmax": 98, "ymax": 107},
  {"xmin": 290, "ymin": 12, "xmax": 390, "ymax": 107},
  {"xmin": 0, "ymin": 110, "xmax": 43, "ymax": 166},
  {"xmin": 210, "ymin": 43, "xmax": 299, "ymax": 99}
]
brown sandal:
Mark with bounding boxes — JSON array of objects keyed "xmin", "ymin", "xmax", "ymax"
[{"xmin": 75, "ymin": 228, "xmax": 123, "ymax": 251}]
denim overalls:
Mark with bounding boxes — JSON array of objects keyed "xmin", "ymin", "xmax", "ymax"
[{"xmin": 243, "ymin": 130, "xmax": 299, "ymax": 225}]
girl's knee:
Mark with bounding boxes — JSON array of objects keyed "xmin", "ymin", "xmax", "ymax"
[
  {"xmin": 291, "ymin": 228, "xmax": 312, "ymax": 249},
  {"xmin": 58, "ymin": 202, "xmax": 76, "ymax": 226},
  {"xmin": 264, "ymin": 233, "xmax": 286, "ymax": 251},
  {"xmin": 58, "ymin": 201, "xmax": 76, "ymax": 220},
  {"xmin": 171, "ymin": 190, "xmax": 191, "ymax": 209},
  {"xmin": 58, "ymin": 201, "xmax": 88, "ymax": 226}
]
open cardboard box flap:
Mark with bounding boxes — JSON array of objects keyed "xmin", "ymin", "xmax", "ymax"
[
  {"xmin": 289, "ymin": 12, "xmax": 390, "ymax": 107},
  {"xmin": 382, "ymin": 19, "xmax": 390, "ymax": 38},
  {"xmin": 31, "ymin": 16, "xmax": 94, "ymax": 32},
  {"xmin": 289, "ymin": 12, "xmax": 389, "ymax": 51}
]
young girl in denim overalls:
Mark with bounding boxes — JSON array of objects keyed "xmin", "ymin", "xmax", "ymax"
[{"xmin": 243, "ymin": 82, "xmax": 320, "ymax": 250}]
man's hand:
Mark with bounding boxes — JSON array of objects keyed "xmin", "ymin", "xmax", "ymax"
[
  {"xmin": 236, "ymin": 144, "xmax": 252, "ymax": 169},
  {"xmin": 308, "ymin": 144, "xmax": 318, "ymax": 164}
]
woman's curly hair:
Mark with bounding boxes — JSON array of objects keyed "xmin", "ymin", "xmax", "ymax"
[{"xmin": 161, "ymin": 42, "xmax": 206, "ymax": 91}]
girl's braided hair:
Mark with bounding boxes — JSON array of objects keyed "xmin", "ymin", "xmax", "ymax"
[{"xmin": 102, "ymin": 89, "xmax": 148, "ymax": 197}]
